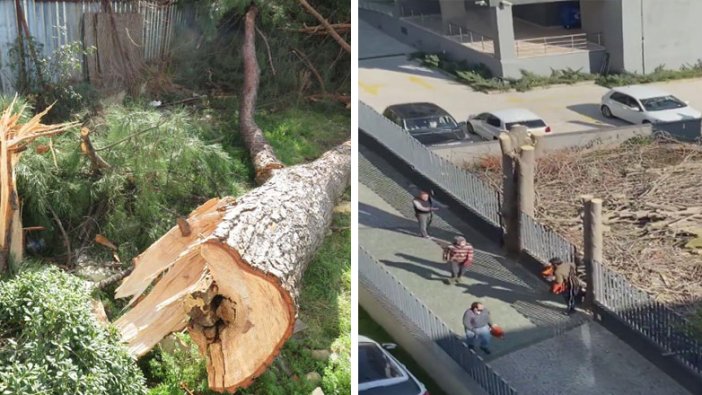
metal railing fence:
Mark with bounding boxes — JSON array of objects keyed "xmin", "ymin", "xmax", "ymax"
[
  {"xmin": 359, "ymin": 102, "xmax": 502, "ymax": 226},
  {"xmin": 515, "ymin": 32, "xmax": 603, "ymax": 58},
  {"xmin": 520, "ymin": 212, "xmax": 577, "ymax": 265},
  {"xmin": 360, "ymin": 247, "xmax": 518, "ymax": 395},
  {"xmin": 360, "ymin": 101, "xmax": 702, "ymax": 377},
  {"xmin": 593, "ymin": 260, "xmax": 702, "ymax": 375}
]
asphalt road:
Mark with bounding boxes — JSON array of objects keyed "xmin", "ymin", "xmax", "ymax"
[{"xmin": 359, "ymin": 18, "xmax": 702, "ymax": 136}]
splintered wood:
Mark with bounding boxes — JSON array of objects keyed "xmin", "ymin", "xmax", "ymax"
[
  {"xmin": 0, "ymin": 98, "xmax": 77, "ymax": 272},
  {"xmin": 472, "ymin": 137, "xmax": 702, "ymax": 314},
  {"xmin": 114, "ymin": 141, "xmax": 350, "ymax": 393}
]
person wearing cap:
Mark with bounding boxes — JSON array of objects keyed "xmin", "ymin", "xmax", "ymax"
[
  {"xmin": 463, "ymin": 302, "xmax": 495, "ymax": 354},
  {"xmin": 443, "ymin": 235, "xmax": 474, "ymax": 285},
  {"xmin": 412, "ymin": 191, "xmax": 438, "ymax": 238},
  {"xmin": 547, "ymin": 257, "xmax": 580, "ymax": 315}
]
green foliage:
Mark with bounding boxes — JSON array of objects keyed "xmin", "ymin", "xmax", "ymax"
[
  {"xmin": 7, "ymin": 36, "xmax": 98, "ymax": 122},
  {"xmin": 169, "ymin": 0, "xmax": 350, "ymax": 104},
  {"xmin": 13, "ymin": 102, "xmax": 248, "ymax": 264},
  {"xmin": 411, "ymin": 52, "xmax": 599, "ymax": 92},
  {"xmin": 257, "ymin": 105, "xmax": 351, "ymax": 165},
  {"xmin": 596, "ymin": 61, "xmax": 702, "ymax": 87},
  {"xmin": 0, "ymin": 266, "xmax": 147, "ymax": 394}
]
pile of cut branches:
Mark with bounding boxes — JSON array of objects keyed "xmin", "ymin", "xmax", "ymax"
[{"xmin": 472, "ymin": 136, "xmax": 702, "ymax": 314}]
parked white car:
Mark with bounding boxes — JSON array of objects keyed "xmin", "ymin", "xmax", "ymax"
[
  {"xmin": 600, "ymin": 85, "xmax": 702, "ymax": 124},
  {"xmin": 359, "ymin": 335, "xmax": 429, "ymax": 395},
  {"xmin": 466, "ymin": 108, "xmax": 550, "ymax": 140}
]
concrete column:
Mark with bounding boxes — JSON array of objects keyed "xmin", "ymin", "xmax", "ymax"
[
  {"xmin": 517, "ymin": 145, "xmax": 535, "ymax": 217},
  {"xmin": 492, "ymin": 4, "xmax": 516, "ymax": 61},
  {"xmin": 498, "ymin": 133, "xmax": 519, "ymax": 256},
  {"xmin": 583, "ymin": 196, "xmax": 603, "ymax": 309},
  {"xmin": 531, "ymin": 131, "xmax": 546, "ymax": 158}
]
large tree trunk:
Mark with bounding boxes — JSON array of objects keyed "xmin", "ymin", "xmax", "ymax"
[
  {"xmin": 114, "ymin": 141, "xmax": 350, "ymax": 392},
  {"xmin": 240, "ymin": 5, "xmax": 284, "ymax": 185}
]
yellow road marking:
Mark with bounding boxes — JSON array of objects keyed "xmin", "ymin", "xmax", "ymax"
[
  {"xmin": 359, "ymin": 82, "xmax": 383, "ymax": 96},
  {"xmin": 408, "ymin": 76, "xmax": 434, "ymax": 90}
]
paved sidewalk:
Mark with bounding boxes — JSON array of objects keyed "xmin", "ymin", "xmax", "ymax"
[{"xmin": 359, "ymin": 145, "xmax": 691, "ymax": 394}]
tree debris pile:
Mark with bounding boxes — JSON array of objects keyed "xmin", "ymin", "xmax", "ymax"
[{"xmin": 472, "ymin": 137, "xmax": 702, "ymax": 313}]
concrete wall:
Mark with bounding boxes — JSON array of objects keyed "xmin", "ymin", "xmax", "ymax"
[
  {"xmin": 360, "ymin": 8, "xmax": 503, "ymax": 75},
  {"xmin": 640, "ymin": 0, "xmax": 702, "ymax": 73},
  {"xmin": 431, "ymin": 124, "xmax": 653, "ymax": 165},
  {"xmin": 502, "ymin": 49, "xmax": 606, "ymax": 79},
  {"xmin": 580, "ymin": 0, "xmax": 624, "ymax": 72}
]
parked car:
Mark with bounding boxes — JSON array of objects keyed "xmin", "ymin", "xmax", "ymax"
[
  {"xmin": 600, "ymin": 85, "xmax": 702, "ymax": 124},
  {"xmin": 383, "ymin": 102, "xmax": 471, "ymax": 145},
  {"xmin": 466, "ymin": 108, "xmax": 550, "ymax": 140},
  {"xmin": 359, "ymin": 335, "xmax": 429, "ymax": 395}
]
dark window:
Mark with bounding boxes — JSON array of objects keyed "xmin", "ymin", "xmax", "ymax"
[
  {"xmin": 359, "ymin": 344, "xmax": 404, "ymax": 384},
  {"xmin": 383, "ymin": 110, "xmax": 400, "ymax": 126},
  {"xmin": 640, "ymin": 95, "xmax": 686, "ymax": 112},
  {"xmin": 505, "ymin": 119, "xmax": 546, "ymax": 130},
  {"xmin": 486, "ymin": 115, "xmax": 501, "ymax": 128},
  {"xmin": 610, "ymin": 92, "xmax": 627, "ymax": 104}
]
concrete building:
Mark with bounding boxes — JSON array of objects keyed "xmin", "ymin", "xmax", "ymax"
[{"xmin": 360, "ymin": 0, "xmax": 702, "ymax": 78}]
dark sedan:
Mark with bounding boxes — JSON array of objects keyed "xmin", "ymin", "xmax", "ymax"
[{"xmin": 383, "ymin": 102, "xmax": 477, "ymax": 146}]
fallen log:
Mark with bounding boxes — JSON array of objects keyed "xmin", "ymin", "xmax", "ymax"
[
  {"xmin": 240, "ymin": 5, "xmax": 284, "ymax": 184},
  {"xmin": 114, "ymin": 140, "xmax": 350, "ymax": 392}
]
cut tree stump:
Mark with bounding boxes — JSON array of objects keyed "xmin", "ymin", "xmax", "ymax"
[{"xmin": 114, "ymin": 141, "xmax": 350, "ymax": 392}]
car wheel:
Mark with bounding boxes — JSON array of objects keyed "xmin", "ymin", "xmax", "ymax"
[
  {"xmin": 455, "ymin": 130, "xmax": 467, "ymax": 141},
  {"xmin": 466, "ymin": 122, "xmax": 476, "ymax": 135},
  {"xmin": 601, "ymin": 105, "xmax": 613, "ymax": 119}
]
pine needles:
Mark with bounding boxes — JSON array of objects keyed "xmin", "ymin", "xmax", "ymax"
[{"xmin": 13, "ymin": 102, "xmax": 249, "ymax": 264}]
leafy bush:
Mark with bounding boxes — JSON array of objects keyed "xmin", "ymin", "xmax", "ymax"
[
  {"xmin": 7, "ymin": 36, "xmax": 98, "ymax": 122},
  {"xmin": 0, "ymin": 266, "xmax": 147, "ymax": 394},
  {"xmin": 596, "ymin": 61, "xmax": 702, "ymax": 87}
]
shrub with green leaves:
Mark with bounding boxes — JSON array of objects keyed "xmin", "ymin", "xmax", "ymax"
[{"xmin": 0, "ymin": 266, "xmax": 147, "ymax": 394}]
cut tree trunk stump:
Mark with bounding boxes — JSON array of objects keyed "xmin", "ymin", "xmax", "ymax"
[{"xmin": 114, "ymin": 141, "xmax": 350, "ymax": 393}]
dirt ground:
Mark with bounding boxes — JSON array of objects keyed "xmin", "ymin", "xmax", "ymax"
[{"xmin": 471, "ymin": 136, "xmax": 702, "ymax": 316}]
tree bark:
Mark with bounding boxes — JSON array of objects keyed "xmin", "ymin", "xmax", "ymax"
[
  {"xmin": 114, "ymin": 141, "xmax": 350, "ymax": 393},
  {"xmin": 240, "ymin": 5, "xmax": 284, "ymax": 185}
]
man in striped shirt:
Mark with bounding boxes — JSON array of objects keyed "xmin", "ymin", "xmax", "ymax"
[{"xmin": 443, "ymin": 236, "xmax": 474, "ymax": 285}]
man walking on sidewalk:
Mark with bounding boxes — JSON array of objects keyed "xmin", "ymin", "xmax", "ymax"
[
  {"xmin": 443, "ymin": 236, "xmax": 474, "ymax": 285},
  {"xmin": 412, "ymin": 190, "xmax": 437, "ymax": 238},
  {"xmin": 463, "ymin": 302, "xmax": 495, "ymax": 355}
]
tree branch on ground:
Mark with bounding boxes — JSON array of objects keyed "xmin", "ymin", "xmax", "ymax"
[
  {"xmin": 240, "ymin": 4, "xmax": 284, "ymax": 184},
  {"xmin": 298, "ymin": 0, "xmax": 351, "ymax": 54}
]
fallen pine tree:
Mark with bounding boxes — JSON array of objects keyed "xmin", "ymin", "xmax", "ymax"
[{"xmin": 114, "ymin": 139, "xmax": 350, "ymax": 392}]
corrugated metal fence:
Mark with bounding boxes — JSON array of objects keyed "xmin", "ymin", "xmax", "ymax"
[
  {"xmin": 360, "ymin": 247, "xmax": 518, "ymax": 395},
  {"xmin": 0, "ymin": 0, "xmax": 192, "ymax": 94},
  {"xmin": 359, "ymin": 100, "xmax": 702, "ymax": 380}
]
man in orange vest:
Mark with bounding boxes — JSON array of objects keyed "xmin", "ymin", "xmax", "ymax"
[{"xmin": 545, "ymin": 257, "xmax": 580, "ymax": 315}]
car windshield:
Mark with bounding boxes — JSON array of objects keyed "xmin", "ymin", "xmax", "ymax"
[
  {"xmin": 404, "ymin": 115, "xmax": 457, "ymax": 132},
  {"xmin": 640, "ymin": 95, "xmax": 686, "ymax": 111},
  {"xmin": 359, "ymin": 343, "xmax": 405, "ymax": 384},
  {"xmin": 505, "ymin": 119, "xmax": 546, "ymax": 130}
]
